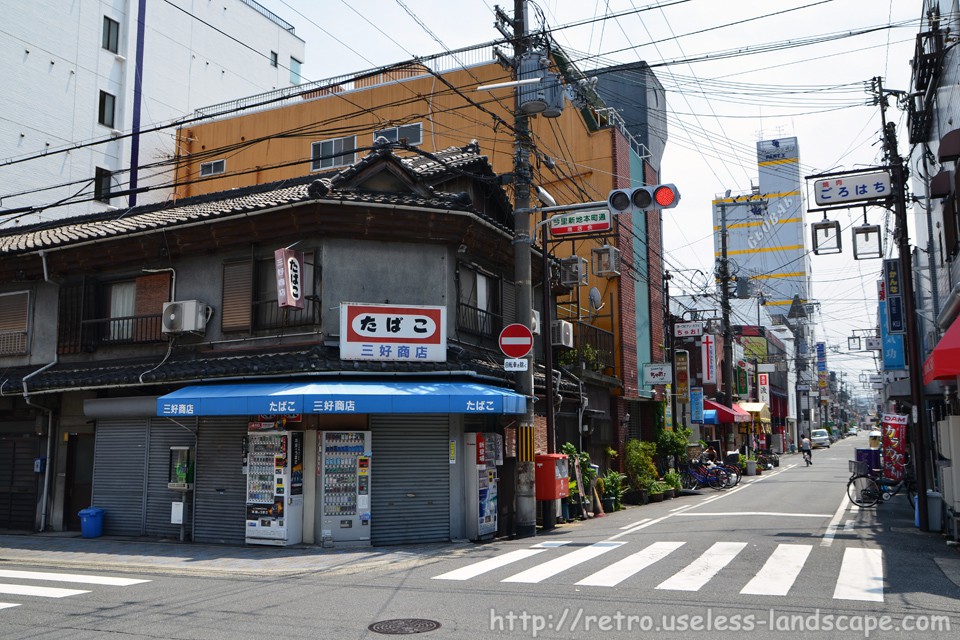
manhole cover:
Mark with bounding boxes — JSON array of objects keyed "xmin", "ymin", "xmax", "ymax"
[{"xmin": 368, "ymin": 619, "xmax": 441, "ymax": 634}]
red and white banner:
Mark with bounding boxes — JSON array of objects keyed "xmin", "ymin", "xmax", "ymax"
[
  {"xmin": 340, "ymin": 303, "xmax": 446, "ymax": 362},
  {"xmin": 881, "ymin": 413, "xmax": 908, "ymax": 482},
  {"xmin": 274, "ymin": 248, "xmax": 305, "ymax": 309},
  {"xmin": 701, "ymin": 334, "xmax": 717, "ymax": 384}
]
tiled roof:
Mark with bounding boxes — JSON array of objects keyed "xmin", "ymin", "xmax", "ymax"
[{"xmin": 0, "ymin": 145, "xmax": 507, "ymax": 256}]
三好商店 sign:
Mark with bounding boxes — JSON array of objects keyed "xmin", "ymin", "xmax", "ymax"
[{"xmin": 340, "ymin": 303, "xmax": 447, "ymax": 361}]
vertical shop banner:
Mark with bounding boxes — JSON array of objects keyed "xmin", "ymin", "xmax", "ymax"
[
  {"xmin": 881, "ymin": 413, "xmax": 908, "ymax": 482},
  {"xmin": 675, "ymin": 351, "xmax": 690, "ymax": 403},
  {"xmin": 701, "ymin": 335, "xmax": 717, "ymax": 384},
  {"xmin": 690, "ymin": 387, "xmax": 704, "ymax": 423},
  {"xmin": 816, "ymin": 341, "xmax": 827, "ymax": 389},
  {"xmin": 882, "ymin": 259, "xmax": 905, "ymax": 333},
  {"xmin": 664, "ymin": 384, "xmax": 673, "ymax": 431},
  {"xmin": 758, "ymin": 373, "xmax": 770, "ymax": 405},
  {"xmin": 274, "ymin": 248, "xmax": 305, "ymax": 310}
]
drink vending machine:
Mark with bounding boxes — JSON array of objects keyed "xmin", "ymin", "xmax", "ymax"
[
  {"xmin": 245, "ymin": 430, "xmax": 303, "ymax": 546},
  {"xmin": 465, "ymin": 432, "xmax": 501, "ymax": 541},
  {"xmin": 318, "ymin": 431, "xmax": 372, "ymax": 544}
]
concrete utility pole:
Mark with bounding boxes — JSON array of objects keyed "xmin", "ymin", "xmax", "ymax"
[
  {"xmin": 875, "ymin": 76, "xmax": 930, "ymax": 530},
  {"xmin": 512, "ymin": 0, "xmax": 536, "ymax": 539},
  {"xmin": 718, "ymin": 201, "xmax": 734, "ymax": 410}
]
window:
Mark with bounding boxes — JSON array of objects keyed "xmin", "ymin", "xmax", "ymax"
[
  {"xmin": 94, "ymin": 167, "xmax": 112, "ymax": 203},
  {"xmin": 290, "ymin": 56, "xmax": 302, "ymax": 85},
  {"xmin": 270, "ymin": 51, "xmax": 278, "ymax": 67},
  {"xmin": 311, "ymin": 136, "xmax": 356, "ymax": 170},
  {"xmin": 458, "ymin": 267, "xmax": 501, "ymax": 337},
  {"xmin": 200, "ymin": 159, "xmax": 226, "ymax": 177},
  {"xmin": 222, "ymin": 255, "xmax": 316, "ymax": 333},
  {"xmin": 374, "ymin": 124, "xmax": 423, "ymax": 146},
  {"xmin": 107, "ymin": 281, "xmax": 136, "ymax": 341},
  {"xmin": 98, "ymin": 90, "xmax": 116, "ymax": 128},
  {"xmin": 102, "ymin": 16, "xmax": 120, "ymax": 53},
  {"xmin": 0, "ymin": 291, "xmax": 29, "ymax": 355}
]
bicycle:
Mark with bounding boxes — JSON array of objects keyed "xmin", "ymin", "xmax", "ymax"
[
  {"xmin": 680, "ymin": 462, "xmax": 729, "ymax": 491},
  {"xmin": 846, "ymin": 460, "xmax": 917, "ymax": 508},
  {"xmin": 801, "ymin": 449, "xmax": 811, "ymax": 466}
]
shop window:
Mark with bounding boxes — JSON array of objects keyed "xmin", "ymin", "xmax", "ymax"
[{"xmin": 0, "ymin": 291, "xmax": 29, "ymax": 355}]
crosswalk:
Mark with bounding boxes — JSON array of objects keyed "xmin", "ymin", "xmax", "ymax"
[
  {"xmin": 0, "ymin": 569, "xmax": 150, "ymax": 610},
  {"xmin": 434, "ymin": 540, "xmax": 884, "ymax": 602}
]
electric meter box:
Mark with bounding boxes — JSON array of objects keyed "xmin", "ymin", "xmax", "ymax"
[{"xmin": 167, "ymin": 446, "xmax": 194, "ymax": 490}]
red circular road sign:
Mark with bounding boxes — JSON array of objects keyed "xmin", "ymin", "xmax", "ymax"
[{"xmin": 499, "ymin": 323, "xmax": 534, "ymax": 358}]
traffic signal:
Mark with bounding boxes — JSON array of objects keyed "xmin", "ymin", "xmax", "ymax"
[{"xmin": 607, "ymin": 184, "xmax": 681, "ymax": 215}]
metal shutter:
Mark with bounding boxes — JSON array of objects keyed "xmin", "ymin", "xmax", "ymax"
[
  {"xmin": 92, "ymin": 419, "xmax": 148, "ymax": 535},
  {"xmin": 145, "ymin": 418, "xmax": 196, "ymax": 538},
  {"xmin": 0, "ymin": 431, "xmax": 39, "ymax": 529},
  {"xmin": 194, "ymin": 417, "xmax": 247, "ymax": 545},
  {"xmin": 370, "ymin": 415, "xmax": 450, "ymax": 545},
  {"xmin": 221, "ymin": 261, "xmax": 253, "ymax": 332}
]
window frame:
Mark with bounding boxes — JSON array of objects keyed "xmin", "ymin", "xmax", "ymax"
[
  {"xmin": 98, "ymin": 90, "xmax": 116, "ymax": 128},
  {"xmin": 94, "ymin": 167, "xmax": 113, "ymax": 203},
  {"xmin": 270, "ymin": 50, "xmax": 278, "ymax": 67},
  {"xmin": 200, "ymin": 159, "xmax": 226, "ymax": 177},
  {"xmin": 0, "ymin": 291, "xmax": 30, "ymax": 356},
  {"xmin": 290, "ymin": 56, "xmax": 302, "ymax": 85},
  {"xmin": 373, "ymin": 123, "xmax": 423, "ymax": 146},
  {"xmin": 102, "ymin": 16, "xmax": 120, "ymax": 53},
  {"xmin": 311, "ymin": 136, "xmax": 357, "ymax": 171}
]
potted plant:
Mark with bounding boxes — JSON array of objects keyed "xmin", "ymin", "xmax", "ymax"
[
  {"xmin": 601, "ymin": 470, "xmax": 626, "ymax": 512},
  {"xmin": 623, "ymin": 439, "xmax": 658, "ymax": 504},
  {"xmin": 648, "ymin": 480, "xmax": 668, "ymax": 502},
  {"xmin": 664, "ymin": 470, "xmax": 682, "ymax": 497}
]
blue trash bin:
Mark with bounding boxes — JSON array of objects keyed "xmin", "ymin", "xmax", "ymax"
[{"xmin": 78, "ymin": 507, "xmax": 105, "ymax": 538}]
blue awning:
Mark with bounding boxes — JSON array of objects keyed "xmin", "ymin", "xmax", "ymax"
[
  {"xmin": 157, "ymin": 380, "xmax": 527, "ymax": 417},
  {"xmin": 703, "ymin": 409, "xmax": 718, "ymax": 425}
]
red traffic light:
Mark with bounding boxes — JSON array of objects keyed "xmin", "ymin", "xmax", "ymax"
[
  {"xmin": 653, "ymin": 185, "xmax": 678, "ymax": 207},
  {"xmin": 607, "ymin": 185, "xmax": 681, "ymax": 214}
]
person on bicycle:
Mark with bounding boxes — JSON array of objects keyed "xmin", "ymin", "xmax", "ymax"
[{"xmin": 800, "ymin": 434, "xmax": 812, "ymax": 465}]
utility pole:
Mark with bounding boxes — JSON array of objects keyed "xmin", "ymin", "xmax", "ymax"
[
  {"xmin": 512, "ymin": 0, "xmax": 536, "ymax": 539},
  {"xmin": 718, "ymin": 200, "xmax": 735, "ymax": 414},
  {"xmin": 876, "ymin": 76, "xmax": 930, "ymax": 530}
]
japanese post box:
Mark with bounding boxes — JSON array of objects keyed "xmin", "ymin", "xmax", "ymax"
[{"xmin": 535, "ymin": 453, "xmax": 569, "ymax": 500}]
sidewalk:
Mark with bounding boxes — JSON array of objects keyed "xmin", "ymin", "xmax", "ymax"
[{"xmin": 0, "ymin": 531, "xmax": 461, "ymax": 577}]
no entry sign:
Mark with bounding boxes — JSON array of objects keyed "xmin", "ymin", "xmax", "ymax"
[{"xmin": 499, "ymin": 323, "xmax": 534, "ymax": 358}]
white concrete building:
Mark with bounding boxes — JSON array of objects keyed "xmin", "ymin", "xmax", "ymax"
[{"xmin": 0, "ymin": 0, "xmax": 304, "ymax": 227}]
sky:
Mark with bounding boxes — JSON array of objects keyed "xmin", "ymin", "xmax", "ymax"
[{"xmin": 255, "ymin": 0, "xmax": 921, "ymax": 396}]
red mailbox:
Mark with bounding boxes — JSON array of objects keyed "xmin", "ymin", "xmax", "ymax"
[{"xmin": 535, "ymin": 453, "xmax": 570, "ymax": 500}]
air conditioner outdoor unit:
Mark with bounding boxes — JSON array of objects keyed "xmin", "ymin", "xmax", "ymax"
[
  {"xmin": 161, "ymin": 300, "xmax": 211, "ymax": 334},
  {"xmin": 559, "ymin": 256, "xmax": 588, "ymax": 287},
  {"xmin": 551, "ymin": 320, "xmax": 574, "ymax": 348},
  {"xmin": 531, "ymin": 310, "xmax": 541, "ymax": 335}
]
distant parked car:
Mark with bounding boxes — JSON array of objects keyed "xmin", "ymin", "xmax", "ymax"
[
  {"xmin": 810, "ymin": 428, "xmax": 831, "ymax": 448},
  {"xmin": 847, "ymin": 427, "xmax": 858, "ymax": 436}
]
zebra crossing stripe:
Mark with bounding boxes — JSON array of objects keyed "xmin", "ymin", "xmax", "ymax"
[
  {"xmin": 433, "ymin": 549, "xmax": 549, "ymax": 581},
  {"xmin": 740, "ymin": 544, "xmax": 812, "ymax": 596},
  {"xmin": 502, "ymin": 541, "xmax": 625, "ymax": 584},
  {"xmin": 576, "ymin": 541, "xmax": 685, "ymax": 587},
  {"xmin": 656, "ymin": 541, "xmax": 747, "ymax": 591},
  {"xmin": 0, "ymin": 570, "xmax": 149, "ymax": 586},
  {"xmin": 0, "ymin": 584, "xmax": 90, "ymax": 598},
  {"xmin": 833, "ymin": 548, "xmax": 884, "ymax": 602}
]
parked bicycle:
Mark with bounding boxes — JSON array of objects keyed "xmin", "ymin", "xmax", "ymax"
[
  {"xmin": 846, "ymin": 460, "xmax": 917, "ymax": 508},
  {"xmin": 680, "ymin": 462, "xmax": 729, "ymax": 491}
]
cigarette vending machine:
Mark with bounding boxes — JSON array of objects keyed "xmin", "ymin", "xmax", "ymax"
[
  {"xmin": 465, "ymin": 432, "xmax": 500, "ymax": 541},
  {"xmin": 245, "ymin": 430, "xmax": 303, "ymax": 546},
  {"xmin": 318, "ymin": 431, "xmax": 372, "ymax": 544}
]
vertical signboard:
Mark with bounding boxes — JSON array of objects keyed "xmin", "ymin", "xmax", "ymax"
[
  {"xmin": 701, "ymin": 335, "xmax": 717, "ymax": 385},
  {"xmin": 883, "ymin": 259, "xmax": 905, "ymax": 334},
  {"xmin": 690, "ymin": 387, "xmax": 704, "ymax": 424},
  {"xmin": 816, "ymin": 342, "xmax": 827, "ymax": 390},
  {"xmin": 881, "ymin": 413, "xmax": 908, "ymax": 482},
  {"xmin": 877, "ymin": 280, "xmax": 906, "ymax": 369},
  {"xmin": 758, "ymin": 373, "xmax": 770, "ymax": 405},
  {"xmin": 274, "ymin": 248, "xmax": 305, "ymax": 310},
  {"xmin": 675, "ymin": 351, "xmax": 690, "ymax": 403}
]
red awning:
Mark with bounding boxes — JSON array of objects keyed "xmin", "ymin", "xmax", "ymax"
[
  {"xmin": 924, "ymin": 320, "xmax": 960, "ymax": 384},
  {"xmin": 703, "ymin": 399, "xmax": 752, "ymax": 423}
]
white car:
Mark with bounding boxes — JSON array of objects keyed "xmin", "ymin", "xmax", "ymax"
[
  {"xmin": 847, "ymin": 427, "xmax": 858, "ymax": 436},
  {"xmin": 810, "ymin": 428, "xmax": 831, "ymax": 448}
]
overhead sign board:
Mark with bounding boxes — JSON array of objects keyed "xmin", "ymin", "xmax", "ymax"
[
  {"xmin": 549, "ymin": 209, "xmax": 612, "ymax": 237},
  {"xmin": 643, "ymin": 363, "xmax": 672, "ymax": 385},
  {"xmin": 675, "ymin": 321, "xmax": 704, "ymax": 338},
  {"xmin": 813, "ymin": 170, "xmax": 891, "ymax": 207},
  {"xmin": 340, "ymin": 303, "xmax": 446, "ymax": 361}
]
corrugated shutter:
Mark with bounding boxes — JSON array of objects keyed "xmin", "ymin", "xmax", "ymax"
[
  {"xmin": 370, "ymin": 415, "xmax": 449, "ymax": 545},
  {"xmin": 0, "ymin": 431, "xmax": 39, "ymax": 529},
  {"xmin": 221, "ymin": 261, "xmax": 253, "ymax": 332},
  {"xmin": 501, "ymin": 281, "xmax": 516, "ymax": 325},
  {"xmin": 145, "ymin": 418, "xmax": 196, "ymax": 538},
  {"xmin": 0, "ymin": 292, "xmax": 28, "ymax": 355},
  {"xmin": 194, "ymin": 417, "xmax": 247, "ymax": 545},
  {"xmin": 92, "ymin": 419, "xmax": 148, "ymax": 535}
]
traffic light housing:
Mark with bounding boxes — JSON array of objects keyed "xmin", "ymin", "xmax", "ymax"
[{"xmin": 607, "ymin": 184, "xmax": 681, "ymax": 215}]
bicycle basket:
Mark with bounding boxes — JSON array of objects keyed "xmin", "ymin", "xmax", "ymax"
[{"xmin": 848, "ymin": 460, "xmax": 870, "ymax": 476}]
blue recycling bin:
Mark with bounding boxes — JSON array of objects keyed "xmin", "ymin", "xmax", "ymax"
[{"xmin": 78, "ymin": 507, "xmax": 105, "ymax": 538}]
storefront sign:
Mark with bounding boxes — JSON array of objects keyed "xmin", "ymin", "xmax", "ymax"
[
  {"xmin": 883, "ymin": 260, "xmax": 905, "ymax": 333},
  {"xmin": 690, "ymin": 387, "xmax": 704, "ymax": 423},
  {"xmin": 643, "ymin": 363, "xmax": 672, "ymax": 385},
  {"xmin": 675, "ymin": 351, "xmax": 689, "ymax": 403},
  {"xmin": 881, "ymin": 413, "xmax": 908, "ymax": 482},
  {"xmin": 813, "ymin": 170, "xmax": 891, "ymax": 207},
  {"xmin": 758, "ymin": 373, "xmax": 770, "ymax": 405},
  {"xmin": 340, "ymin": 303, "xmax": 446, "ymax": 361},
  {"xmin": 701, "ymin": 335, "xmax": 717, "ymax": 384},
  {"xmin": 274, "ymin": 248, "xmax": 305, "ymax": 310},
  {"xmin": 675, "ymin": 322, "xmax": 704, "ymax": 337}
]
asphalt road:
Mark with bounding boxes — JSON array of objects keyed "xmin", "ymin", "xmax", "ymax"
[{"xmin": 1, "ymin": 436, "xmax": 958, "ymax": 639}]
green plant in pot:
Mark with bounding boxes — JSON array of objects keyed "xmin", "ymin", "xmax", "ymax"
[
  {"xmin": 601, "ymin": 470, "xmax": 626, "ymax": 511},
  {"xmin": 664, "ymin": 469, "xmax": 682, "ymax": 495},
  {"xmin": 648, "ymin": 480, "xmax": 668, "ymax": 502}
]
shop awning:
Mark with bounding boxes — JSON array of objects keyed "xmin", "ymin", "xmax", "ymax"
[
  {"xmin": 703, "ymin": 399, "xmax": 752, "ymax": 423},
  {"xmin": 923, "ymin": 320, "xmax": 960, "ymax": 384},
  {"xmin": 157, "ymin": 381, "xmax": 527, "ymax": 417},
  {"xmin": 738, "ymin": 402, "xmax": 771, "ymax": 422}
]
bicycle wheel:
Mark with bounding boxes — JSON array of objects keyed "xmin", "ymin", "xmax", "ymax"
[
  {"xmin": 721, "ymin": 464, "xmax": 740, "ymax": 487},
  {"xmin": 708, "ymin": 468, "xmax": 728, "ymax": 491},
  {"xmin": 679, "ymin": 471, "xmax": 696, "ymax": 490},
  {"xmin": 847, "ymin": 475, "xmax": 881, "ymax": 507}
]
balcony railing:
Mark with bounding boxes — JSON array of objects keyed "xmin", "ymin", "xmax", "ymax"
[
  {"xmin": 457, "ymin": 302, "xmax": 501, "ymax": 338},
  {"xmin": 252, "ymin": 295, "xmax": 321, "ymax": 330},
  {"xmin": 80, "ymin": 314, "xmax": 165, "ymax": 346},
  {"xmin": 576, "ymin": 322, "xmax": 615, "ymax": 371},
  {"xmin": 0, "ymin": 331, "xmax": 27, "ymax": 356}
]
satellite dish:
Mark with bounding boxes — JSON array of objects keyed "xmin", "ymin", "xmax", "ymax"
[{"xmin": 588, "ymin": 287, "xmax": 604, "ymax": 311}]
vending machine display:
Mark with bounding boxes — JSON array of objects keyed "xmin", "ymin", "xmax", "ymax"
[
  {"xmin": 245, "ymin": 430, "xmax": 303, "ymax": 546},
  {"xmin": 318, "ymin": 431, "xmax": 371, "ymax": 544},
  {"xmin": 465, "ymin": 432, "xmax": 499, "ymax": 541}
]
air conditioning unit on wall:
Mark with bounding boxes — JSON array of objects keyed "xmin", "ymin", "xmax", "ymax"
[
  {"xmin": 161, "ymin": 300, "xmax": 212, "ymax": 334},
  {"xmin": 531, "ymin": 310, "xmax": 541, "ymax": 335},
  {"xmin": 551, "ymin": 320, "xmax": 574, "ymax": 348}
]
